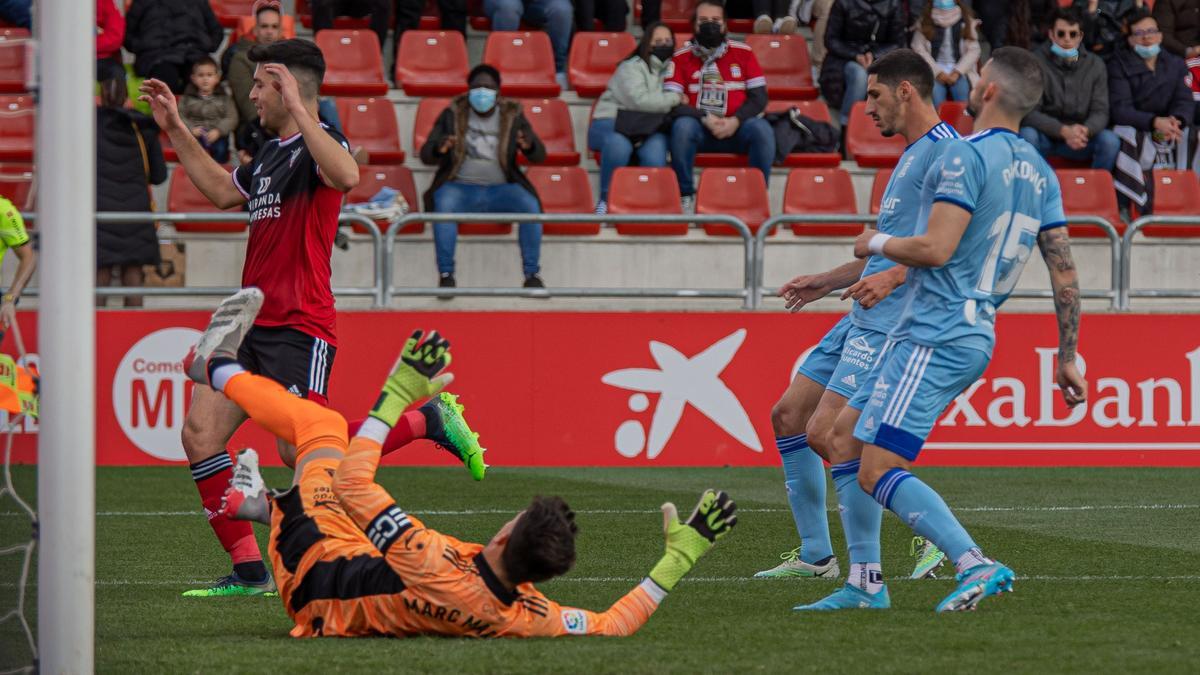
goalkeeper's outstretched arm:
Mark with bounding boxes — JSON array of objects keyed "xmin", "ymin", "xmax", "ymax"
[
  {"xmin": 333, "ymin": 330, "xmax": 453, "ymax": 529},
  {"xmin": 523, "ymin": 490, "xmax": 738, "ymax": 638}
]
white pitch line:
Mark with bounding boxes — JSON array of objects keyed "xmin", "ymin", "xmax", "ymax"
[
  {"xmin": 1, "ymin": 504, "xmax": 1197, "ymax": 518},
  {"xmin": 1, "ymin": 574, "xmax": 1198, "ymax": 589}
]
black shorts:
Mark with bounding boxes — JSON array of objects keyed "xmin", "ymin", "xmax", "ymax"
[{"xmin": 237, "ymin": 326, "xmax": 336, "ymax": 406}]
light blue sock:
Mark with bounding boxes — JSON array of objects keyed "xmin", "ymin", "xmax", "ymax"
[
  {"xmin": 830, "ymin": 459, "xmax": 882, "ymax": 564},
  {"xmin": 872, "ymin": 468, "xmax": 977, "ymax": 561},
  {"xmin": 777, "ymin": 434, "xmax": 834, "ymax": 564}
]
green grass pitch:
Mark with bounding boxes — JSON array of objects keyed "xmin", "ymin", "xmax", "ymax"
[{"xmin": 2, "ymin": 466, "xmax": 1199, "ymax": 673}]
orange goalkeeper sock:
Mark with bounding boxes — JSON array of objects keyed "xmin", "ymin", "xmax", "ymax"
[{"xmin": 223, "ymin": 372, "xmax": 348, "ymax": 457}]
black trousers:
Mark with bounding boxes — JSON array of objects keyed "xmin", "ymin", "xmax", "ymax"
[
  {"xmin": 394, "ymin": 0, "xmax": 466, "ymax": 35},
  {"xmin": 312, "ymin": 0, "xmax": 392, "ymax": 49},
  {"xmin": 575, "ymin": 0, "xmax": 628, "ymax": 31}
]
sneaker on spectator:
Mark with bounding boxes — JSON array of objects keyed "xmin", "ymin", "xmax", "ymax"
[
  {"xmin": 437, "ymin": 273, "xmax": 456, "ymax": 300},
  {"xmin": 594, "ymin": 200, "xmax": 608, "ymax": 215},
  {"xmin": 775, "ymin": 15, "xmax": 797, "ymax": 34},
  {"xmin": 680, "ymin": 194, "xmax": 696, "ymax": 214},
  {"xmin": 754, "ymin": 14, "xmax": 773, "ymax": 33},
  {"xmin": 523, "ymin": 274, "xmax": 545, "ymax": 288}
]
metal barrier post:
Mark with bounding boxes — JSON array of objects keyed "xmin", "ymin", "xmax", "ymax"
[
  {"xmin": 383, "ymin": 213, "xmax": 757, "ymax": 308},
  {"xmin": 1121, "ymin": 216, "xmax": 1200, "ymax": 311}
]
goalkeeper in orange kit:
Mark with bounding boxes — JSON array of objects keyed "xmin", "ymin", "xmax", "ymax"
[{"xmin": 183, "ymin": 288, "xmax": 738, "ymax": 639}]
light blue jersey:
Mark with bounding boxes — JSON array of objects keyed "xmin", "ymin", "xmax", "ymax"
[
  {"xmin": 891, "ymin": 128, "xmax": 1067, "ymax": 356},
  {"xmin": 850, "ymin": 122, "xmax": 959, "ymax": 334}
]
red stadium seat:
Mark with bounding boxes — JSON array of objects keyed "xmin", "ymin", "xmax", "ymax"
[
  {"xmin": 1055, "ymin": 168, "xmax": 1124, "ymax": 237},
  {"xmin": 938, "ymin": 100, "xmax": 973, "ymax": 135},
  {"xmin": 0, "ymin": 163, "xmax": 33, "ymax": 211},
  {"xmin": 869, "ymin": 168, "xmax": 893, "ymax": 215},
  {"xmin": 0, "ymin": 95, "xmax": 33, "ymax": 162},
  {"xmin": 346, "ymin": 165, "xmax": 423, "ymax": 235},
  {"xmin": 168, "ymin": 165, "xmax": 245, "ymax": 232},
  {"xmin": 210, "ymin": 0, "xmax": 256, "ymax": 27},
  {"xmin": 525, "ymin": 166, "xmax": 598, "ymax": 234},
  {"xmin": 395, "ymin": 31, "xmax": 469, "ymax": 96},
  {"xmin": 520, "ymin": 98, "xmax": 579, "ymax": 165},
  {"xmin": 296, "ymin": 0, "xmax": 381, "ymax": 28},
  {"xmin": 315, "ymin": 30, "xmax": 388, "ymax": 96},
  {"xmin": 567, "ymin": 32, "xmax": 637, "ymax": 98},
  {"xmin": 412, "ymin": 97, "xmax": 451, "ymax": 157},
  {"xmin": 1142, "ymin": 169, "xmax": 1200, "ymax": 237},
  {"xmin": 420, "ymin": 0, "xmax": 441, "ymax": 28},
  {"xmin": 0, "ymin": 28, "xmax": 29, "ymax": 94},
  {"xmin": 229, "ymin": 14, "xmax": 297, "ymax": 44},
  {"xmin": 696, "ymin": 168, "xmax": 770, "ymax": 236},
  {"xmin": 638, "ymin": 0, "xmax": 698, "ymax": 31},
  {"xmin": 483, "ymin": 32, "xmax": 560, "ymax": 97},
  {"xmin": 336, "ymin": 97, "xmax": 405, "ymax": 164},
  {"xmin": 846, "ymin": 101, "xmax": 906, "ymax": 167},
  {"xmin": 607, "ymin": 167, "xmax": 684, "ymax": 235},
  {"xmin": 746, "ymin": 34, "xmax": 816, "ymax": 99},
  {"xmin": 783, "ymin": 168, "xmax": 863, "ymax": 236}
]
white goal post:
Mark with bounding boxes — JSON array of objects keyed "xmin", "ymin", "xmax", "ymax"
[{"xmin": 36, "ymin": 0, "xmax": 97, "ymax": 672}]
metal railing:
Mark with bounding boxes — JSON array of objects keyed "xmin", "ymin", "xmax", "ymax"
[
  {"xmin": 18, "ymin": 210, "xmax": 1197, "ymax": 312},
  {"xmin": 22, "ymin": 211, "xmax": 389, "ymax": 306},
  {"xmin": 1120, "ymin": 216, "xmax": 1200, "ymax": 310},
  {"xmin": 382, "ymin": 213, "xmax": 757, "ymax": 309},
  {"xmin": 754, "ymin": 214, "xmax": 1124, "ymax": 310}
]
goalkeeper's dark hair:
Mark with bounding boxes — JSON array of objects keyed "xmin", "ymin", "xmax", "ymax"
[
  {"xmin": 503, "ymin": 496, "xmax": 577, "ymax": 584},
  {"xmin": 247, "ymin": 38, "xmax": 326, "ymax": 99}
]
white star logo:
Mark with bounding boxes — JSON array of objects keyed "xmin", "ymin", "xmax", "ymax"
[{"xmin": 601, "ymin": 329, "xmax": 762, "ymax": 460}]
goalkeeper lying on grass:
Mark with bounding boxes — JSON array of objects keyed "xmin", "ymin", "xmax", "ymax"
[{"xmin": 185, "ymin": 288, "xmax": 737, "ymax": 638}]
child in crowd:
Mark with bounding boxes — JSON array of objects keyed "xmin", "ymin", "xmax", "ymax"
[{"xmin": 178, "ymin": 56, "xmax": 238, "ymax": 163}]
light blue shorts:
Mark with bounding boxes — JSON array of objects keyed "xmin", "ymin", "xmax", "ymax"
[
  {"xmin": 795, "ymin": 315, "xmax": 851, "ymax": 390},
  {"xmin": 851, "ymin": 339, "xmax": 990, "ymax": 461}
]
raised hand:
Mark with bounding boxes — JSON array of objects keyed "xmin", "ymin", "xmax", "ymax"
[
  {"xmin": 262, "ymin": 63, "xmax": 306, "ymax": 118},
  {"xmin": 138, "ymin": 79, "xmax": 184, "ymax": 133}
]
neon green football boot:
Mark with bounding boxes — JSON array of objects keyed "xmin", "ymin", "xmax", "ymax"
[
  {"xmin": 909, "ymin": 536, "xmax": 947, "ymax": 579},
  {"xmin": 182, "ymin": 573, "xmax": 278, "ymax": 598},
  {"xmin": 420, "ymin": 392, "xmax": 487, "ymax": 481}
]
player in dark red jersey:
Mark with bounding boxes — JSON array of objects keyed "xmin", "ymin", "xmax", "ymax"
[{"xmin": 140, "ymin": 39, "xmax": 361, "ymax": 596}]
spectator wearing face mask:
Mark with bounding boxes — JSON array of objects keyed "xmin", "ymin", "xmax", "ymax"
[
  {"xmin": 911, "ymin": 0, "xmax": 980, "ymax": 108},
  {"xmin": 1020, "ymin": 8, "xmax": 1119, "ymax": 170},
  {"xmin": 665, "ymin": 0, "xmax": 773, "ymax": 213},
  {"xmin": 420, "ymin": 65, "xmax": 547, "ymax": 290},
  {"xmin": 1107, "ymin": 9, "xmax": 1197, "ymax": 208},
  {"xmin": 588, "ymin": 23, "xmax": 683, "ymax": 214}
]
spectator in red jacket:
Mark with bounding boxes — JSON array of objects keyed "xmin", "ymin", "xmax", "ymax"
[
  {"xmin": 664, "ymin": 0, "xmax": 773, "ymax": 212},
  {"xmin": 96, "ymin": 0, "xmax": 126, "ymax": 82}
]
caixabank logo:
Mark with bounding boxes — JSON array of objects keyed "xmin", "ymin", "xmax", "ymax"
[{"xmin": 111, "ymin": 327, "xmax": 201, "ymax": 461}]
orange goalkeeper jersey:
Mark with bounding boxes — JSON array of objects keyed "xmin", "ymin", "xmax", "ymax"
[{"xmin": 270, "ymin": 437, "xmax": 665, "ymax": 639}]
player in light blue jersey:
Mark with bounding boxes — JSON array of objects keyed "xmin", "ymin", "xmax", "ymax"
[
  {"xmin": 801, "ymin": 47, "xmax": 1088, "ymax": 613},
  {"xmin": 760, "ymin": 50, "xmax": 955, "ymax": 585}
]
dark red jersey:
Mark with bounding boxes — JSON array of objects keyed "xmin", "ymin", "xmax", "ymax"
[{"xmin": 232, "ymin": 125, "xmax": 349, "ymax": 346}]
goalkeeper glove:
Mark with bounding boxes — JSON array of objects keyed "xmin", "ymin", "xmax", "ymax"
[
  {"xmin": 369, "ymin": 329, "xmax": 453, "ymax": 426},
  {"xmin": 648, "ymin": 489, "xmax": 737, "ymax": 592}
]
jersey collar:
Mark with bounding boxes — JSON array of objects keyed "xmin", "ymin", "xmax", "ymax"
[
  {"xmin": 905, "ymin": 122, "xmax": 957, "ymax": 150},
  {"xmin": 474, "ymin": 553, "xmax": 517, "ymax": 606},
  {"xmin": 966, "ymin": 127, "xmax": 1019, "ymax": 142}
]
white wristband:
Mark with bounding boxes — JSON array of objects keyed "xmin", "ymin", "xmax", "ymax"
[{"xmin": 868, "ymin": 233, "xmax": 893, "ymax": 256}]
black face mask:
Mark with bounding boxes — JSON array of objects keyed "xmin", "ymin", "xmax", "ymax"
[
  {"xmin": 651, "ymin": 45, "xmax": 675, "ymax": 62},
  {"xmin": 696, "ymin": 21, "xmax": 725, "ymax": 48}
]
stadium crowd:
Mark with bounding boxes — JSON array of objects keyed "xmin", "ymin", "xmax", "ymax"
[{"xmin": 2, "ymin": 0, "xmax": 1198, "ymax": 294}]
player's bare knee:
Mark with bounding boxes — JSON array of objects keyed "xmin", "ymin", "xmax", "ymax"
[
  {"xmin": 857, "ymin": 464, "xmax": 886, "ymax": 495},
  {"xmin": 770, "ymin": 400, "xmax": 804, "ymax": 437},
  {"xmin": 181, "ymin": 416, "xmax": 219, "ymax": 462},
  {"xmin": 805, "ymin": 415, "xmax": 833, "ymax": 458}
]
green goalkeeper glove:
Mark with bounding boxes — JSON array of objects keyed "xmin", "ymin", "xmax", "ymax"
[
  {"xmin": 369, "ymin": 330, "xmax": 453, "ymax": 426},
  {"xmin": 648, "ymin": 489, "xmax": 737, "ymax": 592}
]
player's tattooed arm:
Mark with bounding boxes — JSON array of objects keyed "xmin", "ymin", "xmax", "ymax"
[
  {"xmin": 1038, "ymin": 226, "xmax": 1080, "ymax": 362},
  {"xmin": 1039, "ymin": 226, "xmax": 1087, "ymax": 407}
]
